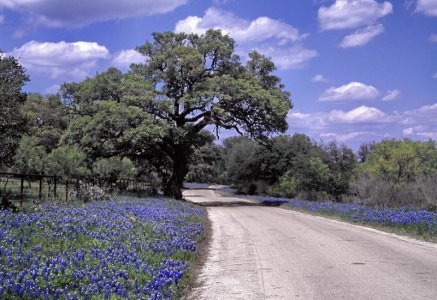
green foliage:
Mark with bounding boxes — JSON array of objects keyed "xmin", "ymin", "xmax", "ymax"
[
  {"xmin": 362, "ymin": 139, "xmax": 437, "ymax": 184},
  {"xmin": 45, "ymin": 146, "xmax": 88, "ymax": 178},
  {"xmin": 0, "ymin": 51, "xmax": 29, "ymax": 166},
  {"xmin": 14, "ymin": 135, "xmax": 47, "ymax": 173},
  {"xmin": 186, "ymin": 143, "xmax": 225, "ymax": 183},
  {"xmin": 93, "ymin": 157, "xmax": 136, "ymax": 183},
  {"xmin": 352, "ymin": 139, "xmax": 437, "ymax": 207},
  {"xmin": 62, "ymin": 100, "xmax": 164, "ymax": 159},
  {"xmin": 222, "ymin": 134, "xmax": 356, "ymax": 200},
  {"xmin": 21, "ymin": 93, "xmax": 68, "ymax": 153}
]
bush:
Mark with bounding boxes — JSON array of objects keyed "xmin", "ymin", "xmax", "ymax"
[
  {"xmin": 350, "ymin": 174, "xmax": 437, "ymax": 208},
  {"xmin": 74, "ymin": 182, "xmax": 110, "ymax": 202}
]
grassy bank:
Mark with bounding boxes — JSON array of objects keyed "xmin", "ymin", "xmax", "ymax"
[
  {"xmin": 251, "ymin": 196, "xmax": 437, "ymax": 242},
  {"xmin": 0, "ymin": 198, "xmax": 206, "ymax": 299}
]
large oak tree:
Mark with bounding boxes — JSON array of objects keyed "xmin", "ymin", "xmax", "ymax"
[{"xmin": 62, "ymin": 30, "xmax": 292, "ymax": 199}]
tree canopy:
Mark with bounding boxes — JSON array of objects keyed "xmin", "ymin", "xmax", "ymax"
[{"xmin": 61, "ymin": 29, "xmax": 292, "ymax": 198}]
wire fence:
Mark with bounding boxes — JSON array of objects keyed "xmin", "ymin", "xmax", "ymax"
[{"xmin": 0, "ymin": 172, "xmax": 154, "ymax": 209}]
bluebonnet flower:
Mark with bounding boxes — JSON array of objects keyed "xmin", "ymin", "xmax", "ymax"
[{"xmin": 0, "ymin": 198, "xmax": 205, "ymax": 299}]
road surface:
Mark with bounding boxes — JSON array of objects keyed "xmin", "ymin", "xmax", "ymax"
[{"xmin": 183, "ymin": 188, "xmax": 437, "ymax": 300}]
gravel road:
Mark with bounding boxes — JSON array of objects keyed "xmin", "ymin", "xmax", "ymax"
[{"xmin": 183, "ymin": 188, "xmax": 437, "ymax": 300}]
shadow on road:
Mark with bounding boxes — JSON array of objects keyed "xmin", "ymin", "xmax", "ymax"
[{"xmin": 187, "ymin": 200, "xmax": 283, "ymax": 208}]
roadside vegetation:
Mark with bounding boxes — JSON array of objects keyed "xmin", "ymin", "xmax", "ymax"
[
  {"xmin": 189, "ymin": 135, "xmax": 437, "ymax": 210},
  {"xmin": 251, "ymin": 196, "xmax": 437, "ymax": 241}
]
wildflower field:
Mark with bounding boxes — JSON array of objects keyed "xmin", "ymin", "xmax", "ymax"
[
  {"xmin": 0, "ymin": 198, "xmax": 205, "ymax": 299},
  {"xmin": 254, "ymin": 196, "xmax": 437, "ymax": 239}
]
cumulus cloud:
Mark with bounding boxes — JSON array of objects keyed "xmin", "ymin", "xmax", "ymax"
[
  {"xmin": 288, "ymin": 102, "xmax": 437, "ymax": 146},
  {"xmin": 175, "ymin": 8, "xmax": 303, "ymax": 43},
  {"xmin": 416, "ymin": 0, "xmax": 437, "ymax": 16},
  {"xmin": 327, "ymin": 105, "xmax": 387, "ymax": 123},
  {"xmin": 318, "ymin": 0, "xmax": 393, "ymax": 30},
  {"xmin": 175, "ymin": 8, "xmax": 317, "ymax": 69},
  {"xmin": 382, "ymin": 89, "xmax": 401, "ymax": 101},
  {"xmin": 319, "ymin": 81, "xmax": 379, "ymax": 102},
  {"xmin": 112, "ymin": 49, "xmax": 146, "ymax": 70},
  {"xmin": 0, "ymin": 0, "xmax": 188, "ymax": 27},
  {"xmin": 8, "ymin": 40, "xmax": 110, "ymax": 78},
  {"xmin": 339, "ymin": 24, "xmax": 384, "ymax": 48},
  {"xmin": 312, "ymin": 74, "xmax": 330, "ymax": 83}
]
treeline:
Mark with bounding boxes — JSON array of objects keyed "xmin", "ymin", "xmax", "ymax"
[
  {"xmin": 4, "ymin": 92, "xmax": 152, "ymax": 185},
  {"xmin": 187, "ymin": 136, "xmax": 437, "ymax": 209}
]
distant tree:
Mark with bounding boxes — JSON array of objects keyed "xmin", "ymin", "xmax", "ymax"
[
  {"xmin": 93, "ymin": 157, "xmax": 136, "ymax": 184},
  {"xmin": 21, "ymin": 93, "xmax": 69, "ymax": 153},
  {"xmin": 322, "ymin": 142, "xmax": 357, "ymax": 201},
  {"xmin": 352, "ymin": 139, "xmax": 437, "ymax": 207},
  {"xmin": 0, "ymin": 51, "xmax": 29, "ymax": 167},
  {"xmin": 45, "ymin": 146, "xmax": 88, "ymax": 178},
  {"xmin": 186, "ymin": 135, "xmax": 225, "ymax": 184},
  {"xmin": 14, "ymin": 136, "xmax": 47, "ymax": 174},
  {"xmin": 357, "ymin": 141, "xmax": 376, "ymax": 163},
  {"xmin": 362, "ymin": 139, "xmax": 437, "ymax": 184},
  {"xmin": 62, "ymin": 30, "xmax": 292, "ymax": 199},
  {"xmin": 223, "ymin": 136, "xmax": 263, "ymax": 193}
]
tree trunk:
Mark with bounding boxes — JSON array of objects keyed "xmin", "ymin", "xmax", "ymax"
[{"xmin": 163, "ymin": 146, "xmax": 189, "ymax": 200}]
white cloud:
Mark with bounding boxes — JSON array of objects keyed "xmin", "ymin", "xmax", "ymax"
[
  {"xmin": 318, "ymin": 0, "xmax": 393, "ymax": 30},
  {"xmin": 328, "ymin": 105, "xmax": 387, "ymax": 123},
  {"xmin": 320, "ymin": 131, "xmax": 376, "ymax": 142},
  {"xmin": 288, "ymin": 102, "xmax": 437, "ymax": 146},
  {"xmin": 433, "ymin": 72, "xmax": 437, "ymax": 79},
  {"xmin": 312, "ymin": 74, "xmax": 330, "ymax": 83},
  {"xmin": 112, "ymin": 49, "xmax": 145, "ymax": 70},
  {"xmin": 8, "ymin": 40, "xmax": 110, "ymax": 78},
  {"xmin": 339, "ymin": 23, "xmax": 384, "ymax": 48},
  {"xmin": 416, "ymin": 0, "xmax": 437, "ymax": 16},
  {"xmin": 175, "ymin": 8, "xmax": 304, "ymax": 44},
  {"xmin": 429, "ymin": 33, "xmax": 437, "ymax": 42},
  {"xmin": 382, "ymin": 89, "xmax": 401, "ymax": 101},
  {"xmin": 403, "ymin": 126, "xmax": 437, "ymax": 140},
  {"xmin": 0, "ymin": 0, "xmax": 188, "ymax": 27},
  {"xmin": 256, "ymin": 46, "xmax": 318, "ymax": 70},
  {"xmin": 403, "ymin": 127, "xmax": 415, "ymax": 135},
  {"xmin": 319, "ymin": 81, "xmax": 379, "ymax": 102},
  {"xmin": 175, "ymin": 8, "xmax": 317, "ymax": 69},
  {"xmin": 0, "ymin": 14, "xmax": 4, "ymax": 24},
  {"xmin": 404, "ymin": 103, "xmax": 437, "ymax": 125}
]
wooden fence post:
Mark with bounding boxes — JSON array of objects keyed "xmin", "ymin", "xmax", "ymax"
[
  {"xmin": 54, "ymin": 177, "xmax": 57, "ymax": 199},
  {"xmin": 65, "ymin": 179, "xmax": 69, "ymax": 203},
  {"xmin": 20, "ymin": 175, "xmax": 24, "ymax": 208},
  {"xmin": 39, "ymin": 176, "xmax": 43, "ymax": 202}
]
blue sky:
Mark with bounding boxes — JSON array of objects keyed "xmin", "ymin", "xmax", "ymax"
[{"xmin": 1, "ymin": 0, "xmax": 436, "ymax": 149}]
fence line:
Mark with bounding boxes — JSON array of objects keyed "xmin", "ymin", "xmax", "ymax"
[{"xmin": 0, "ymin": 172, "xmax": 153, "ymax": 208}]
